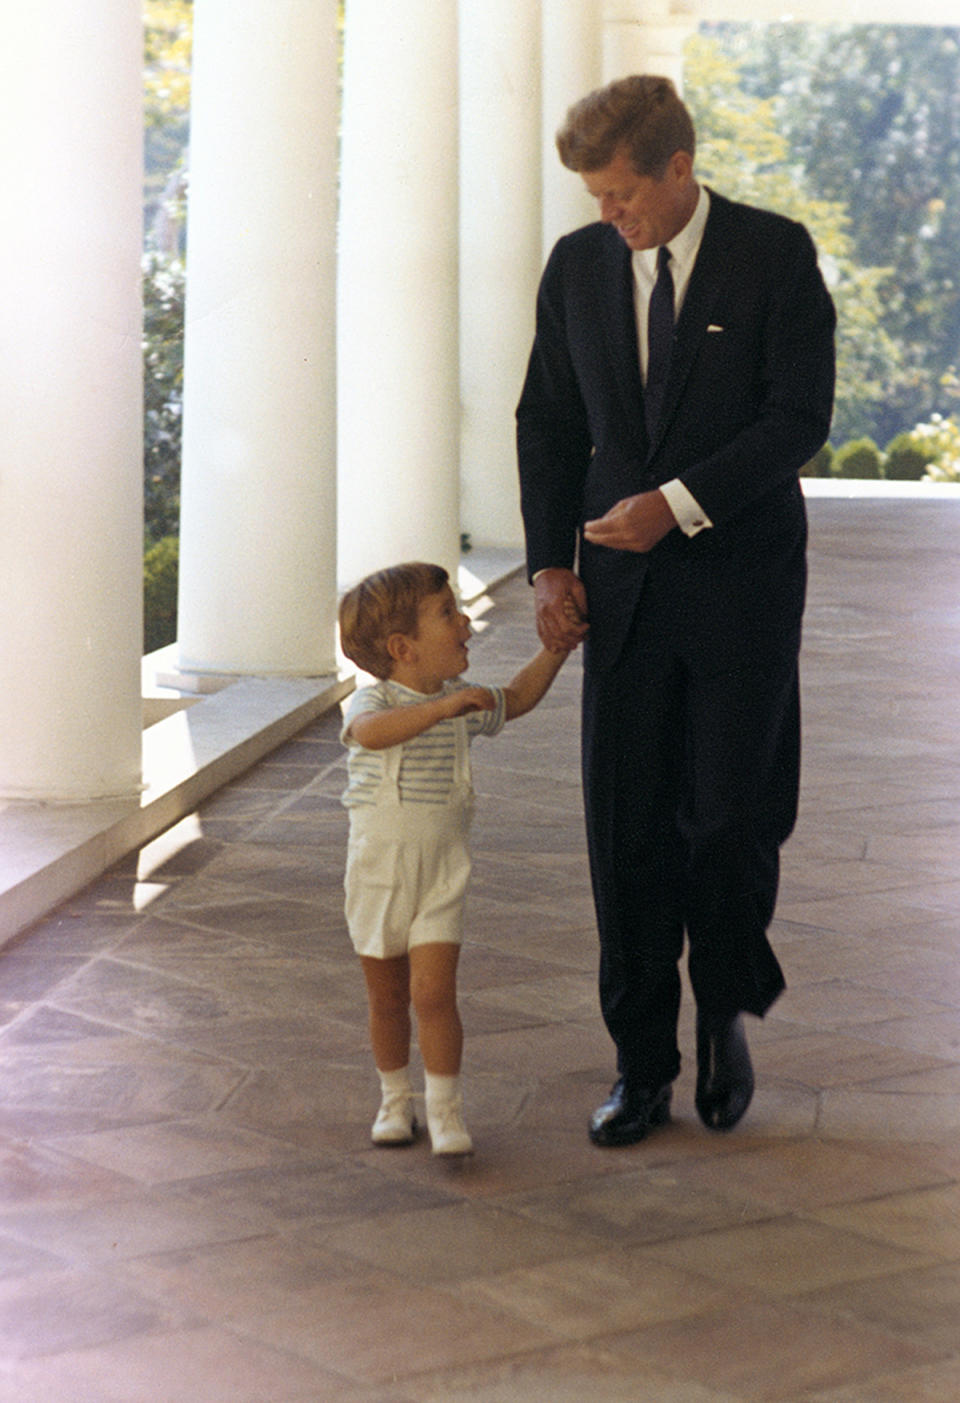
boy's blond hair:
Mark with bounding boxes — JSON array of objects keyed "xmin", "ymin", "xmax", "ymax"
[{"xmin": 339, "ymin": 562, "xmax": 450, "ymax": 679}]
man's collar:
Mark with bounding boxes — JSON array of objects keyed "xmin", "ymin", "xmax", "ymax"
[
  {"xmin": 669, "ymin": 184, "xmax": 710, "ymax": 264},
  {"xmin": 635, "ymin": 184, "xmax": 710, "ymax": 275}
]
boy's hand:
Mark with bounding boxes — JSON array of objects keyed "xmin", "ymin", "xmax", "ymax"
[
  {"xmin": 348, "ymin": 686, "xmax": 495, "ymax": 749},
  {"xmin": 534, "ymin": 569, "xmax": 589, "ymax": 653},
  {"xmin": 562, "ymin": 594, "xmax": 586, "ymax": 631},
  {"xmin": 446, "ymin": 686, "xmax": 496, "ymax": 717}
]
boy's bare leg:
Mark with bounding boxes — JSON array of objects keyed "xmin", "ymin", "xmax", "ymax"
[
  {"xmin": 411, "ymin": 942, "xmax": 472, "ymax": 1154},
  {"xmin": 409, "ymin": 942, "xmax": 462, "ymax": 1074},
  {"xmin": 360, "ymin": 954, "xmax": 411, "ymax": 1071}
]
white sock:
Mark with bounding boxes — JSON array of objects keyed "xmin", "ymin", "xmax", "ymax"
[
  {"xmin": 378, "ymin": 1066, "xmax": 412, "ymax": 1096},
  {"xmin": 424, "ymin": 1071, "xmax": 461, "ymax": 1105}
]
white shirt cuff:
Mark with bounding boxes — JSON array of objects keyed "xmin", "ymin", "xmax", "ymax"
[{"xmin": 660, "ymin": 479, "xmax": 712, "ymax": 537}]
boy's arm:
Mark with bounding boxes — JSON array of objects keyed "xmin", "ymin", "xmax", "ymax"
[
  {"xmin": 502, "ymin": 646, "xmax": 570, "ymax": 722},
  {"xmin": 347, "ymin": 686, "xmax": 495, "ymax": 750}
]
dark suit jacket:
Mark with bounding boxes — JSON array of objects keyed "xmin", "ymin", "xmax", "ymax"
[{"xmin": 516, "ymin": 190, "xmax": 837, "ymax": 673}]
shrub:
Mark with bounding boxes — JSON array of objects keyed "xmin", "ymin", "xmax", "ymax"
[
  {"xmin": 143, "ymin": 535, "xmax": 179, "ymax": 653},
  {"xmin": 833, "ymin": 436, "xmax": 882, "ymax": 479},
  {"xmin": 800, "ymin": 443, "xmax": 834, "ymax": 477},
  {"xmin": 882, "ymin": 433, "xmax": 929, "ymax": 481}
]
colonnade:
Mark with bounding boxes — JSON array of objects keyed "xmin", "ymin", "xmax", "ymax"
[{"xmin": 0, "ymin": 0, "xmax": 692, "ymax": 804}]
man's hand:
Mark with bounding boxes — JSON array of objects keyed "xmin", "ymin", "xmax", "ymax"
[
  {"xmin": 583, "ymin": 489, "xmax": 677, "ymax": 553},
  {"xmin": 533, "ymin": 568, "xmax": 589, "ymax": 653}
]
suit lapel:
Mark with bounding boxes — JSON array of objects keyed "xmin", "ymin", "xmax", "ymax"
[
  {"xmin": 590, "ymin": 198, "xmax": 739, "ymax": 460},
  {"xmin": 595, "ymin": 230, "xmax": 647, "ymax": 449}
]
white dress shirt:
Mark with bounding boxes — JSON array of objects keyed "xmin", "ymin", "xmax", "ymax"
[{"xmin": 634, "ymin": 186, "xmax": 713, "ymax": 537}]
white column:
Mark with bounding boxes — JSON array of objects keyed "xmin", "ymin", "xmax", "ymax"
[
  {"xmin": 0, "ymin": 2, "xmax": 143, "ymax": 801},
  {"xmin": 603, "ymin": 0, "xmax": 695, "ymax": 89},
  {"xmin": 459, "ymin": 0, "xmax": 543, "ymax": 550},
  {"xmin": 177, "ymin": 0, "xmax": 340, "ymax": 676},
  {"xmin": 337, "ymin": 0, "xmax": 460, "ymax": 588},
  {"xmin": 542, "ymin": 0, "xmax": 603, "ymax": 256}
]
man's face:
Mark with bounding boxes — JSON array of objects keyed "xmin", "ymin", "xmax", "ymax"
[{"xmin": 582, "ymin": 146, "xmax": 697, "ymax": 251}]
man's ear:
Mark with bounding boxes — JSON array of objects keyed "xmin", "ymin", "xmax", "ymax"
[
  {"xmin": 670, "ymin": 149, "xmax": 694, "ymax": 184},
  {"xmin": 386, "ymin": 631, "xmax": 416, "ymax": 664}
]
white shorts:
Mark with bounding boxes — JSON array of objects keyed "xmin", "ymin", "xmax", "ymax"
[{"xmin": 344, "ymin": 800, "xmax": 473, "ymax": 959}]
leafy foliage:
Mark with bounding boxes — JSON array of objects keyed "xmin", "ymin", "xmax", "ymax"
[
  {"xmin": 143, "ymin": 536, "xmax": 179, "ymax": 652},
  {"xmin": 144, "ymin": 0, "xmax": 192, "ymax": 250},
  {"xmin": 908, "ymin": 414, "xmax": 960, "ymax": 482},
  {"xmin": 683, "ymin": 34, "xmax": 902, "ymax": 447},
  {"xmin": 693, "ymin": 23, "xmax": 960, "ymax": 446},
  {"xmin": 143, "ymin": 251, "xmax": 185, "ymax": 547},
  {"xmin": 143, "ymin": 4, "xmax": 191, "ymax": 647}
]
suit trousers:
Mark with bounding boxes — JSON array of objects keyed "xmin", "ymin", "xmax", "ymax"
[{"xmin": 581, "ymin": 560, "xmax": 794, "ymax": 1090}]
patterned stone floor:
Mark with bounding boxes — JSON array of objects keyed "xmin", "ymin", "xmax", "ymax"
[{"xmin": 1, "ymin": 496, "xmax": 959, "ymax": 1402}]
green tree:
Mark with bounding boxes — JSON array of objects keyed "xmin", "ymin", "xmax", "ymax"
[
  {"xmin": 699, "ymin": 22, "xmax": 960, "ymax": 444},
  {"xmin": 144, "ymin": 0, "xmax": 192, "ymax": 117},
  {"xmin": 143, "ymin": 2, "xmax": 191, "ymax": 648},
  {"xmin": 143, "ymin": 1, "xmax": 191, "ymax": 544},
  {"xmin": 143, "ymin": 251, "xmax": 185, "ymax": 546},
  {"xmin": 683, "ymin": 34, "xmax": 901, "ymax": 444},
  {"xmin": 144, "ymin": 0, "xmax": 192, "ymax": 251}
]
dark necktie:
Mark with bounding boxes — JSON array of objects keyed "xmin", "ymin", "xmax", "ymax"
[{"xmin": 645, "ymin": 245, "xmax": 674, "ymax": 436}]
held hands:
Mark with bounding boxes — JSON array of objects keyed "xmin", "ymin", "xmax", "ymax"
[
  {"xmin": 534, "ymin": 569, "xmax": 589, "ymax": 654},
  {"xmin": 583, "ymin": 489, "xmax": 677, "ymax": 554},
  {"xmin": 534, "ymin": 491, "xmax": 678, "ymax": 650}
]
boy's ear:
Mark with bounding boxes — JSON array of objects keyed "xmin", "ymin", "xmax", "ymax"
[{"xmin": 386, "ymin": 631, "xmax": 416, "ymax": 664}]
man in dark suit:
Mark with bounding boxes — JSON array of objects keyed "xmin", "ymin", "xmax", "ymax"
[{"xmin": 517, "ymin": 75, "xmax": 835, "ymax": 1145}]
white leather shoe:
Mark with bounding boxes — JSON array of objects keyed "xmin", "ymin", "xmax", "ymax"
[
  {"xmin": 426, "ymin": 1095, "xmax": 473, "ymax": 1155},
  {"xmin": 371, "ymin": 1091, "xmax": 416, "ymax": 1145}
]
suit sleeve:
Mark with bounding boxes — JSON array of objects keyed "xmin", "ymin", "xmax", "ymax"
[
  {"xmin": 516, "ymin": 240, "xmax": 594, "ymax": 579},
  {"xmin": 679, "ymin": 220, "xmax": 836, "ymax": 526}
]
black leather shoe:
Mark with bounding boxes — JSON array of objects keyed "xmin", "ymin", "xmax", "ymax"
[
  {"xmin": 588, "ymin": 1078, "xmax": 672, "ymax": 1147},
  {"xmin": 695, "ymin": 1013, "xmax": 754, "ymax": 1131}
]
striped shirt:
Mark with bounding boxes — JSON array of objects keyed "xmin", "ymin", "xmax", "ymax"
[{"xmin": 340, "ymin": 678, "xmax": 507, "ymax": 808}]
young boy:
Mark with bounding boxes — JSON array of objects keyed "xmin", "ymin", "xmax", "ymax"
[{"xmin": 338, "ymin": 561, "xmax": 573, "ymax": 1155}]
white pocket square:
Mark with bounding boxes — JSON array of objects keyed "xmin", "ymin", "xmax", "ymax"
[{"xmin": 707, "ymin": 324, "xmax": 724, "ymax": 332}]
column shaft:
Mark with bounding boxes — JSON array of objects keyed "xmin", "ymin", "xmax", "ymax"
[
  {"xmin": 177, "ymin": 0, "xmax": 340, "ymax": 676},
  {"xmin": 603, "ymin": 1, "xmax": 695, "ymax": 88},
  {"xmin": 0, "ymin": 2, "xmax": 143, "ymax": 800},
  {"xmin": 459, "ymin": 0, "xmax": 543, "ymax": 550},
  {"xmin": 542, "ymin": 0, "xmax": 603, "ymax": 256},
  {"xmin": 337, "ymin": 0, "xmax": 460, "ymax": 587}
]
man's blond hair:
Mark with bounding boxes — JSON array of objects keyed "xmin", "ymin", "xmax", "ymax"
[{"xmin": 556, "ymin": 74, "xmax": 695, "ymax": 178}]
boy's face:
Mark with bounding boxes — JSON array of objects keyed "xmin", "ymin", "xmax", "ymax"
[{"xmin": 410, "ymin": 585, "xmax": 472, "ymax": 682}]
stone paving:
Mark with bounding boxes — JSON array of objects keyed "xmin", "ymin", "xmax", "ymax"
[{"xmin": 0, "ymin": 496, "xmax": 959, "ymax": 1401}]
